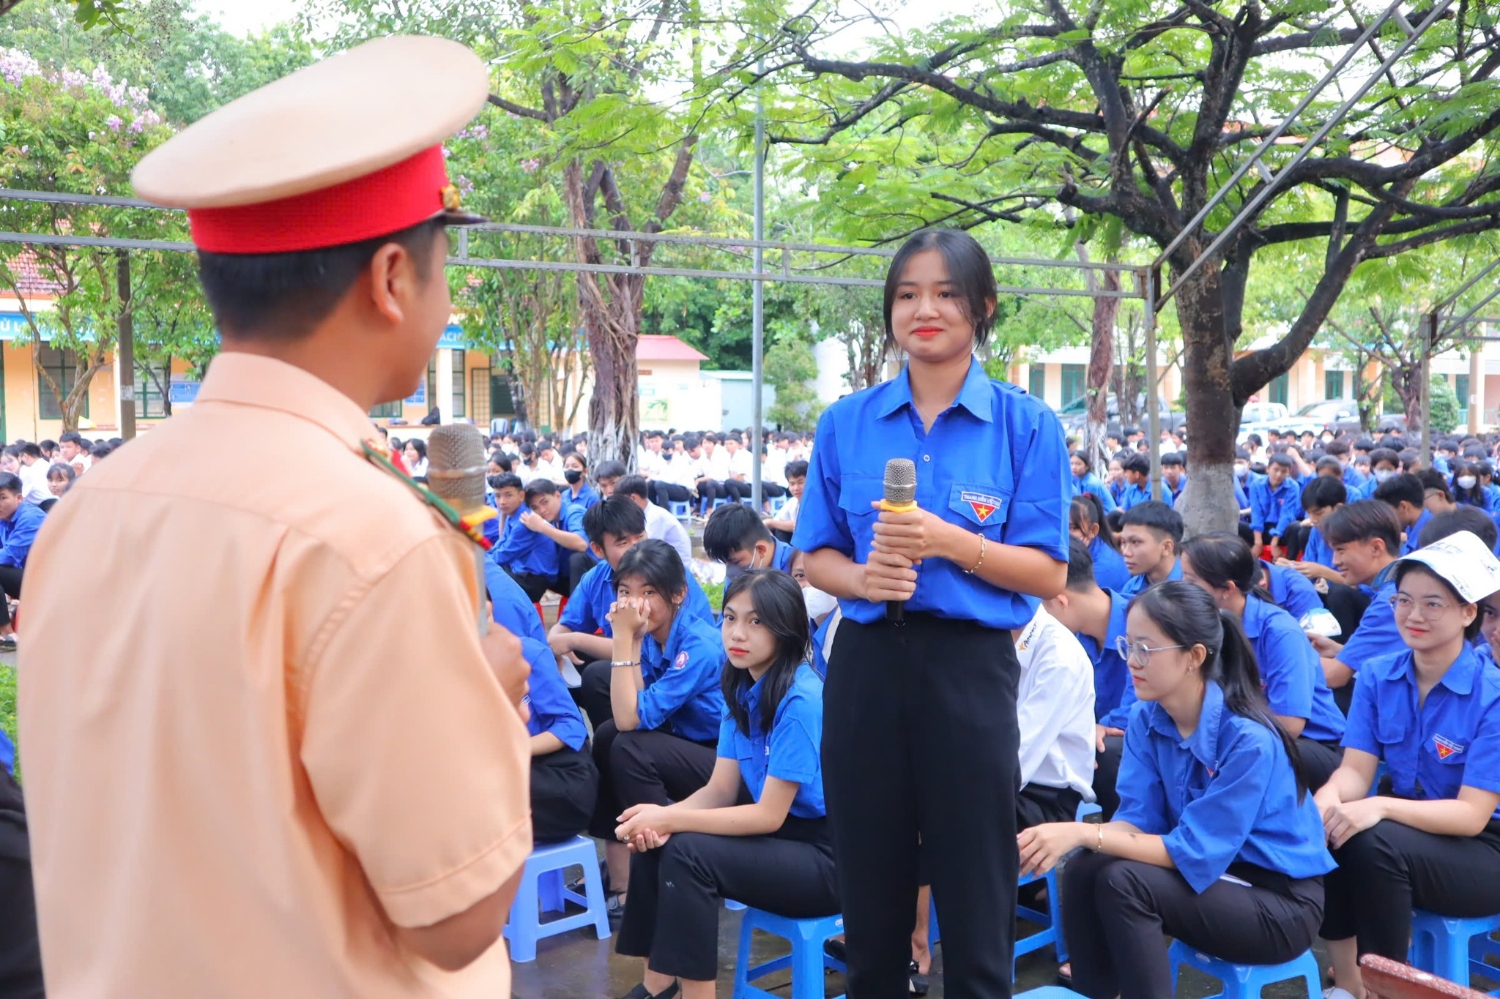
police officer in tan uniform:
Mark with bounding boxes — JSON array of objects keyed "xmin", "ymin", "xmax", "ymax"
[{"xmin": 18, "ymin": 36, "xmax": 535, "ymax": 999}]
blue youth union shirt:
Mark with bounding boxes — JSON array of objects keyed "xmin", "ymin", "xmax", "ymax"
[
  {"xmin": 1264, "ymin": 563, "xmax": 1322, "ymax": 622},
  {"xmin": 1114, "ymin": 681, "xmax": 1336, "ymax": 893},
  {"xmin": 717, "ymin": 663, "xmax": 826, "ymax": 818},
  {"xmin": 792, "ymin": 358, "xmax": 1070, "ymax": 630},
  {"xmin": 561, "ymin": 561, "xmax": 716, "ymax": 638},
  {"xmin": 484, "ymin": 560, "xmax": 547, "ymax": 643},
  {"xmin": 1075, "ymin": 589, "xmax": 1131, "ymax": 723},
  {"xmin": 520, "ymin": 636, "xmax": 589, "ymax": 751},
  {"xmin": 1120, "ymin": 557, "xmax": 1183, "ymax": 598},
  {"xmin": 1302, "ymin": 526, "xmax": 1336, "ymax": 569},
  {"xmin": 1241, "ymin": 595, "xmax": 1344, "ymax": 743},
  {"xmin": 1088, "ymin": 536, "xmax": 1130, "ymax": 593},
  {"xmin": 1343, "ymin": 646, "xmax": 1500, "ymax": 818},
  {"xmin": 1337, "ymin": 577, "xmax": 1400, "ymax": 675},
  {"xmin": 637, "ymin": 610, "xmax": 726, "ymax": 742}
]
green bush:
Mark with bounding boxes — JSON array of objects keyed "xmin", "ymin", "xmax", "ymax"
[
  {"xmin": 1430, "ymin": 376, "xmax": 1461, "ymax": 434},
  {"xmin": 702, "ymin": 580, "xmax": 724, "ymax": 612},
  {"xmin": 1, "ymin": 665, "xmax": 15, "ymax": 782}
]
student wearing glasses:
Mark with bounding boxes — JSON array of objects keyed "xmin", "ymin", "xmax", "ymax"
[
  {"xmin": 1019, "ymin": 581, "xmax": 1333, "ymax": 999},
  {"xmin": 1315, "ymin": 531, "xmax": 1500, "ymax": 999}
]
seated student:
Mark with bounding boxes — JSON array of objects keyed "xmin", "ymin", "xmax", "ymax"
[
  {"xmin": 578, "ymin": 540, "xmax": 725, "ymax": 918},
  {"xmin": 520, "ymin": 478, "xmax": 589, "ymax": 596},
  {"xmin": 549, "ymin": 499, "xmax": 716, "ymax": 674},
  {"xmin": 1316, "ymin": 532, "xmax": 1500, "ymax": 999},
  {"xmin": 562, "ymin": 451, "xmax": 600, "ymax": 512},
  {"xmin": 1014, "ymin": 604, "xmax": 1098, "ymax": 826},
  {"xmin": 1280, "ymin": 475, "xmax": 1347, "ymax": 581},
  {"xmin": 0, "ymin": 742, "xmax": 43, "ymax": 999},
  {"xmin": 1021, "ymin": 582, "xmax": 1333, "ymax": 999},
  {"xmin": 1160, "ymin": 451, "xmax": 1187, "ymax": 504},
  {"xmin": 1417, "ymin": 468, "xmax": 1457, "ymax": 517},
  {"xmin": 0, "ymin": 474, "xmax": 44, "ymax": 652},
  {"xmin": 41, "ymin": 462, "xmax": 74, "ymax": 513},
  {"xmin": 613, "ymin": 569, "xmax": 835, "ymax": 999},
  {"xmin": 1310, "ymin": 500, "xmax": 1403, "ymax": 713},
  {"xmin": 1374, "ymin": 471, "xmax": 1431, "ymax": 556},
  {"xmin": 1251, "ymin": 452, "xmax": 1299, "ymax": 557},
  {"xmin": 1450, "ymin": 461, "xmax": 1489, "ymax": 510},
  {"xmin": 1071, "ymin": 494, "xmax": 1129, "ymax": 592},
  {"xmin": 520, "ymin": 635, "xmax": 599, "ymax": 842},
  {"xmin": 595, "ymin": 459, "xmax": 626, "ymax": 500},
  {"xmin": 618, "ymin": 475, "xmax": 693, "ymax": 566},
  {"xmin": 1117, "ymin": 501, "xmax": 1183, "ymax": 597},
  {"xmin": 1070, "ymin": 451, "xmax": 1119, "ymax": 513},
  {"xmin": 648, "ymin": 447, "xmax": 697, "ymax": 511},
  {"xmin": 491, "ymin": 477, "xmax": 563, "ymax": 603},
  {"xmin": 702, "ymin": 502, "xmax": 794, "ymax": 576},
  {"xmin": 1043, "ymin": 538, "xmax": 1132, "ymax": 818},
  {"xmin": 1478, "ymin": 460, "xmax": 1500, "ymax": 512},
  {"xmin": 1118, "ymin": 452, "xmax": 1170, "ymax": 511},
  {"xmin": 1257, "ymin": 559, "xmax": 1324, "ymax": 623},
  {"xmin": 789, "ymin": 548, "xmax": 838, "ymax": 680},
  {"xmin": 1274, "ymin": 458, "xmax": 1339, "ymax": 560},
  {"xmin": 490, "ymin": 470, "xmax": 525, "ymax": 548},
  {"xmin": 1356, "ymin": 447, "xmax": 1401, "ymax": 499},
  {"xmin": 1182, "ymin": 533, "xmax": 1346, "ymax": 788},
  {"xmin": 765, "ymin": 459, "xmax": 807, "ymax": 543},
  {"xmin": 485, "ymin": 555, "xmax": 548, "ymax": 644}
]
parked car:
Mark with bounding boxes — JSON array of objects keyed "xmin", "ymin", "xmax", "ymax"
[
  {"xmin": 1054, "ymin": 393, "xmax": 1187, "ymax": 438},
  {"xmin": 1238, "ymin": 400, "xmax": 1406, "ymax": 443}
]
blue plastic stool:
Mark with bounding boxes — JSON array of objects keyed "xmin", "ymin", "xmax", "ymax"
[
  {"xmin": 1409, "ymin": 909, "xmax": 1500, "ymax": 989},
  {"xmin": 503, "ymin": 836, "xmax": 610, "ymax": 962},
  {"xmin": 1016, "ymin": 989, "xmax": 1089, "ymax": 999},
  {"xmin": 668, "ymin": 500, "xmax": 691, "ymax": 524},
  {"xmin": 711, "ymin": 498, "xmax": 731, "ymax": 511},
  {"xmin": 768, "ymin": 495, "xmax": 788, "ymax": 515},
  {"xmin": 741, "ymin": 497, "xmax": 756, "ymax": 507},
  {"xmin": 732, "ymin": 908, "xmax": 846, "ymax": 999},
  {"xmin": 1168, "ymin": 940, "xmax": 1322, "ymax": 998},
  {"xmin": 928, "ymin": 868, "xmax": 1064, "ymax": 978}
]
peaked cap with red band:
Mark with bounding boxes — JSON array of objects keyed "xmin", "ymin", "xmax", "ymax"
[{"xmin": 131, "ymin": 35, "xmax": 489, "ymax": 253}]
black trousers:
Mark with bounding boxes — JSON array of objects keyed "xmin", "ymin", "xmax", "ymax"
[
  {"xmin": 617, "ymin": 817, "xmax": 839, "ymax": 982},
  {"xmin": 579, "ymin": 660, "xmax": 718, "ymax": 843},
  {"xmin": 0, "ymin": 566, "xmax": 21, "ymax": 628},
  {"xmin": 1062, "ymin": 852, "xmax": 1324, "ymax": 999},
  {"xmin": 760, "ymin": 482, "xmax": 788, "ymax": 499},
  {"xmin": 650, "ymin": 482, "xmax": 692, "ymax": 508},
  {"xmin": 0, "ymin": 771, "xmax": 43, "ymax": 999},
  {"xmin": 824, "ymin": 614, "xmax": 1020, "ymax": 999},
  {"xmin": 1297, "ymin": 736, "xmax": 1342, "ymax": 791},
  {"xmin": 567, "ymin": 551, "xmax": 595, "ymax": 594},
  {"xmin": 1280, "ymin": 523, "xmax": 1309, "ymax": 560},
  {"xmin": 1017, "ymin": 783, "xmax": 1084, "ymax": 830},
  {"xmin": 718, "ymin": 479, "xmax": 748, "ymax": 501},
  {"xmin": 1321, "ymin": 581, "xmax": 1371, "ymax": 648},
  {"xmin": 1093, "ymin": 735, "xmax": 1125, "ymax": 820},
  {"xmin": 1322, "ymin": 815, "xmax": 1500, "ymax": 959},
  {"xmin": 532, "ymin": 745, "xmax": 599, "ymax": 843},
  {"xmin": 695, "ymin": 479, "xmax": 722, "ymax": 505},
  {"xmin": 506, "ymin": 569, "xmax": 555, "ymax": 603}
]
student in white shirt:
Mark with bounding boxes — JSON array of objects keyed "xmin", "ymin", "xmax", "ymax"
[
  {"xmin": 14, "ymin": 445, "xmax": 50, "ymax": 506},
  {"xmin": 617, "ymin": 474, "xmax": 693, "ymax": 565},
  {"xmin": 700, "ymin": 434, "xmax": 746, "ymax": 503},
  {"xmin": 765, "ymin": 459, "xmax": 806, "ymax": 543},
  {"xmin": 1013, "ymin": 605, "xmax": 1098, "ymax": 826}
]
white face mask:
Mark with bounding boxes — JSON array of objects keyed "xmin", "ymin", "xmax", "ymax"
[
  {"xmin": 1458, "ymin": 475, "xmax": 1478, "ymax": 490},
  {"xmin": 802, "ymin": 585, "xmax": 838, "ymax": 619},
  {"xmin": 1234, "ymin": 462, "xmax": 1248, "ymax": 476},
  {"xmin": 1374, "ymin": 469, "xmax": 1395, "ymax": 484}
]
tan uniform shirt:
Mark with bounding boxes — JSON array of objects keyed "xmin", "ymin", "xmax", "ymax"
[{"xmin": 18, "ymin": 353, "xmax": 532, "ymax": 998}]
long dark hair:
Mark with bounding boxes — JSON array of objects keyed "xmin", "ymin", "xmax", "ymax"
[
  {"xmin": 615, "ymin": 539, "xmax": 688, "ymax": 625},
  {"xmin": 720, "ymin": 569, "xmax": 811, "ymax": 737},
  {"xmin": 1070, "ymin": 494, "xmax": 1118, "ymax": 552},
  {"xmin": 1453, "ymin": 461, "xmax": 1486, "ymax": 506},
  {"xmin": 1131, "ymin": 581, "xmax": 1311, "ymax": 799},
  {"xmin": 883, "ymin": 228, "xmax": 997, "ymax": 348},
  {"xmin": 1180, "ymin": 532, "xmax": 1272, "ymax": 604}
]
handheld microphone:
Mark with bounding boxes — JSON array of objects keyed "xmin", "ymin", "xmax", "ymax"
[
  {"xmin": 426, "ymin": 424, "xmax": 492, "ymax": 637},
  {"xmin": 881, "ymin": 457, "xmax": 918, "ymax": 623}
]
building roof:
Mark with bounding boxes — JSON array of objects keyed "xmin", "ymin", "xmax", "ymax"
[{"xmin": 638, "ymin": 334, "xmax": 707, "ymax": 362}]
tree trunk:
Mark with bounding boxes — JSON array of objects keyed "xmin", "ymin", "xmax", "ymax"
[
  {"xmin": 580, "ymin": 272, "xmax": 643, "ymax": 469},
  {"xmin": 1171, "ymin": 263, "xmax": 1241, "ymax": 537},
  {"xmin": 1392, "ymin": 362, "xmax": 1424, "ymax": 438},
  {"xmin": 1080, "ymin": 246, "xmax": 1119, "ymax": 475}
]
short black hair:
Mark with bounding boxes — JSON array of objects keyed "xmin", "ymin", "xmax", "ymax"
[
  {"xmin": 615, "ymin": 538, "xmax": 687, "ymax": 602},
  {"xmin": 1268, "ymin": 452, "xmax": 1294, "ymax": 469},
  {"xmin": 58, "ymin": 431, "xmax": 84, "ymax": 446},
  {"xmin": 1369, "ymin": 447, "xmax": 1401, "ymax": 468},
  {"xmin": 785, "ymin": 459, "xmax": 809, "ymax": 480},
  {"xmin": 1301, "ymin": 475, "xmax": 1346, "ymax": 511},
  {"xmin": 883, "ymin": 229, "xmax": 998, "ymax": 347},
  {"xmin": 1416, "ymin": 468, "xmax": 1452, "ymax": 501},
  {"xmin": 19, "ymin": 443, "xmax": 40, "ymax": 460},
  {"xmin": 1118, "ymin": 500, "xmax": 1184, "ymax": 545},
  {"xmin": 703, "ymin": 502, "xmax": 775, "ymax": 562},
  {"xmin": 1320, "ymin": 499, "xmax": 1403, "ymax": 552},
  {"xmin": 197, "ymin": 218, "xmax": 445, "ymax": 341},
  {"xmin": 488, "ymin": 451, "xmax": 513, "ymax": 473},
  {"xmin": 1418, "ymin": 507, "xmax": 1498, "ymax": 550},
  {"xmin": 1314, "ymin": 456, "xmax": 1342, "ymax": 476},
  {"xmin": 523, "ymin": 478, "xmax": 559, "ymax": 505},
  {"xmin": 1160, "ymin": 451, "xmax": 1184, "ymax": 468},
  {"xmin": 1064, "ymin": 536, "xmax": 1097, "ymax": 592},
  {"xmin": 1374, "ymin": 472, "xmax": 1425, "ymax": 510},
  {"xmin": 1121, "ymin": 452, "xmax": 1150, "ymax": 475},
  {"xmin": 491, "ymin": 473, "xmax": 523, "ymax": 493},
  {"xmin": 405, "ymin": 438, "xmax": 426, "ymax": 459},
  {"xmin": 1325, "ymin": 439, "xmax": 1350, "ymax": 457},
  {"xmin": 583, "ymin": 495, "xmax": 646, "ymax": 545},
  {"xmin": 595, "ymin": 460, "xmax": 627, "ymax": 480},
  {"xmin": 616, "ymin": 474, "xmax": 650, "ymax": 501},
  {"xmin": 0, "ymin": 472, "xmax": 21, "ymax": 495}
]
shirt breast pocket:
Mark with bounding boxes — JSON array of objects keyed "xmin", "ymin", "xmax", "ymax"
[
  {"xmin": 947, "ymin": 482, "xmax": 1013, "ymax": 538},
  {"xmin": 836, "ymin": 473, "xmax": 883, "ymax": 557}
]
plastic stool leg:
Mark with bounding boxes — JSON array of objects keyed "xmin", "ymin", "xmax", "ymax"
[
  {"xmin": 507, "ymin": 870, "xmax": 541, "ymax": 962},
  {"xmin": 733, "ymin": 913, "xmax": 756, "ymax": 999},
  {"xmin": 1047, "ymin": 868, "xmax": 1069, "ymax": 964},
  {"xmin": 581, "ymin": 848, "xmax": 611, "ymax": 941},
  {"xmin": 1441, "ymin": 923, "xmax": 1472, "ymax": 985},
  {"xmin": 539, "ymin": 868, "xmax": 565, "ymax": 913},
  {"xmin": 791, "ymin": 929, "xmax": 825, "ymax": 999}
]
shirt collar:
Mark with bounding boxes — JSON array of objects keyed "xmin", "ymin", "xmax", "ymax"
[
  {"xmin": 1106, "ymin": 590, "xmax": 1131, "ymax": 649},
  {"xmin": 195, "ymin": 353, "xmax": 379, "ymax": 454},
  {"xmin": 1241, "ymin": 593, "xmax": 1271, "ymax": 639},
  {"xmin": 1437, "ymin": 644, "xmax": 1480, "ymax": 695},
  {"xmin": 873, "ymin": 358, "xmax": 994, "ymax": 424},
  {"xmin": 1149, "ymin": 678, "xmax": 1228, "ymax": 771}
]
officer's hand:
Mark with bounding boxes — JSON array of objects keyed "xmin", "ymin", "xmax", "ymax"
[
  {"xmin": 860, "ymin": 550, "xmax": 917, "ymax": 603},
  {"xmin": 1096, "ymin": 724, "xmax": 1124, "ymax": 754},
  {"xmin": 870, "ymin": 502, "xmax": 953, "ymax": 562},
  {"xmin": 480, "ymin": 615, "xmax": 530, "ymax": 723}
]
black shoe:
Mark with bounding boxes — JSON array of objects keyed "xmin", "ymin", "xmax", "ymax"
[
  {"xmin": 616, "ymin": 982, "xmax": 679, "ymax": 999},
  {"xmin": 823, "ymin": 938, "xmax": 847, "ymax": 965},
  {"xmin": 606, "ymin": 892, "xmax": 626, "ymax": 926},
  {"xmin": 567, "ymin": 858, "xmax": 610, "ymax": 895},
  {"xmin": 909, "ymin": 960, "xmax": 929, "ymax": 995}
]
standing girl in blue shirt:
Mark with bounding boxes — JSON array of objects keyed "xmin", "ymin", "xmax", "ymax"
[
  {"xmin": 1020, "ymin": 582, "xmax": 1333, "ymax": 999},
  {"xmin": 1180, "ymin": 533, "xmax": 1346, "ymax": 788},
  {"xmin": 1071, "ymin": 494, "xmax": 1129, "ymax": 593},
  {"xmin": 794, "ymin": 228, "xmax": 1070, "ymax": 997},
  {"xmin": 1315, "ymin": 535, "xmax": 1500, "ymax": 999},
  {"xmin": 613, "ymin": 570, "xmax": 836, "ymax": 999},
  {"xmin": 588, "ymin": 540, "xmax": 726, "ymax": 919}
]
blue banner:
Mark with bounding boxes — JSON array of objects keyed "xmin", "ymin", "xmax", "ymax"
[{"xmin": 168, "ymin": 380, "xmax": 201, "ymax": 404}]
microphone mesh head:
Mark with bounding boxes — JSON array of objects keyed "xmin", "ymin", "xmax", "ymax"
[
  {"xmin": 425, "ymin": 424, "xmax": 487, "ymax": 514},
  {"xmin": 883, "ymin": 457, "xmax": 917, "ymax": 506}
]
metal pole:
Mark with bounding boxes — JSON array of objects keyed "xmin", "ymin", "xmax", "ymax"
[
  {"xmin": 751, "ymin": 58, "xmax": 765, "ymax": 510},
  {"xmin": 1145, "ymin": 268, "xmax": 1162, "ymax": 501},
  {"xmin": 116, "ymin": 252, "xmax": 136, "ymax": 441},
  {"xmin": 1422, "ymin": 312, "xmax": 1435, "ymax": 468}
]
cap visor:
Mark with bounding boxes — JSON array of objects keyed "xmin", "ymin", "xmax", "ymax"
[{"xmin": 438, "ymin": 210, "xmax": 488, "ymax": 226}]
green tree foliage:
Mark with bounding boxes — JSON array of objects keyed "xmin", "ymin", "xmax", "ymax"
[
  {"xmin": 0, "ymin": 0, "xmax": 126, "ymax": 30},
  {"xmin": 1430, "ymin": 376, "xmax": 1461, "ymax": 435},
  {"xmin": 764, "ymin": 335, "xmax": 820, "ymax": 428}
]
